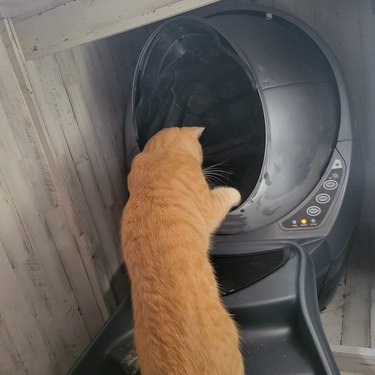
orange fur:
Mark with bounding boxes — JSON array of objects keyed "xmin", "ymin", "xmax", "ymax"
[{"xmin": 121, "ymin": 127, "xmax": 244, "ymax": 375}]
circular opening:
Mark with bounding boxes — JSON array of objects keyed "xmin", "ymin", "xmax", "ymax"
[{"xmin": 136, "ymin": 26, "xmax": 265, "ymax": 205}]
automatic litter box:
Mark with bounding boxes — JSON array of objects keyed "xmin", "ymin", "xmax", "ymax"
[
  {"xmin": 124, "ymin": 3, "xmax": 363, "ymax": 307},
  {"xmin": 69, "ymin": 3, "xmax": 363, "ymax": 374}
]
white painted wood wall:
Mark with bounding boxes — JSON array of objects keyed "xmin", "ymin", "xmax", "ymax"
[
  {"xmin": 1, "ymin": 0, "xmax": 375, "ymax": 374},
  {"xmin": 0, "ymin": 20, "xmax": 149, "ymax": 374}
]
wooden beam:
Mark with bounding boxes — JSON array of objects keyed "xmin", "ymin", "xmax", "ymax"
[
  {"xmin": 331, "ymin": 345, "xmax": 375, "ymax": 374},
  {"xmin": 12, "ymin": 0, "xmax": 220, "ymax": 61}
]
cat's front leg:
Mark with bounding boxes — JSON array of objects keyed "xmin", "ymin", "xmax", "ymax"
[{"xmin": 207, "ymin": 187, "xmax": 241, "ymax": 231}]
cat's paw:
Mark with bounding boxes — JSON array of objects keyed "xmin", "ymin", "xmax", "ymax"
[{"xmin": 226, "ymin": 188, "xmax": 241, "ymax": 208}]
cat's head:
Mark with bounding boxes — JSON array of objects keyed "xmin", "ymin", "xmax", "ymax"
[{"xmin": 143, "ymin": 127, "xmax": 205, "ymax": 163}]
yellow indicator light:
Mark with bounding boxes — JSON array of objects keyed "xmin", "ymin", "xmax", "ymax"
[{"xmin": 301, "ymin": 218, "xmax": 307, "ymax": 225}]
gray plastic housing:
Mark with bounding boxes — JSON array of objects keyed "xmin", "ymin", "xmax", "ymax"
[
  {"xmin": 205, "ymin": 12, "xmax": 342, "ymax": 233},
  {"xmin": 68, "ymin": 245, "xmax": 339, "ymax": 375},
  {"xmin": 124, "ymin": 2, "xmax": 363, "ymax": 305},
  {"xmin": 190, "ymin": 2, "xmax": 362, "ymax": 306},
  {"xmin": 128, "ymin": 8, "xmax": 354, "ymax": 234}
]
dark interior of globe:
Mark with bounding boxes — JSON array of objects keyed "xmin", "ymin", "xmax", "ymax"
[{"xmin": 136, "ymin": 31, "xmax": 266, "ymax": 204}]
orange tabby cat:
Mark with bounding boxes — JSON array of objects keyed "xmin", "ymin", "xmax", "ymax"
[{"xmin": 121, "ymin": 127, "xmax": 244, "ymax": 375}]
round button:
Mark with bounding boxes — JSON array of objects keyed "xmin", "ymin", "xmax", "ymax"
[
  {"xmin": 323, "ymin": 180, "xmax": 338, "ymax": 190},
  {"xmin": 306, "ymin": 206, "xmax": 321, "ymax": 217},
  {"xmin": 331, "ymin": 172, "xmax": 339, "ymax": 179},
  {"xmin": 316, "ymin": 193, "xmax": 330, "ymax": 204}
]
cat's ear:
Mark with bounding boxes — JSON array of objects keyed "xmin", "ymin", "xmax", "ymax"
[{"xmin": 191, "ymin": 127, "xmax": 205, "ymax": 139}]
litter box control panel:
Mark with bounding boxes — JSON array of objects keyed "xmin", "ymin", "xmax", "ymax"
[{"xmin": 282, "ymin": 159, "xmax": 344, "ymax": 230}]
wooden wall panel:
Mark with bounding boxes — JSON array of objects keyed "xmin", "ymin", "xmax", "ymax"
[
  {"xmin": 0, "ymin": 25, "xmax": 92, "ymax": 373},
  {"xmin": 12, "ymin": 0, "xmax": 221, "ymax": 60},
  {"xmin": 28, "ymin": 55, "xmax": 122, "ymax": 308},
  {"xmin": 357, "ymin": 1, "xmax": 375, "ymax": 225},
  {"xmin": 21, "ymin": 40, "xmax": 133, "ymax": 306},
  {"xmin": 0, "ymin": 18, "xmax": 132, "ymax": 373}
]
